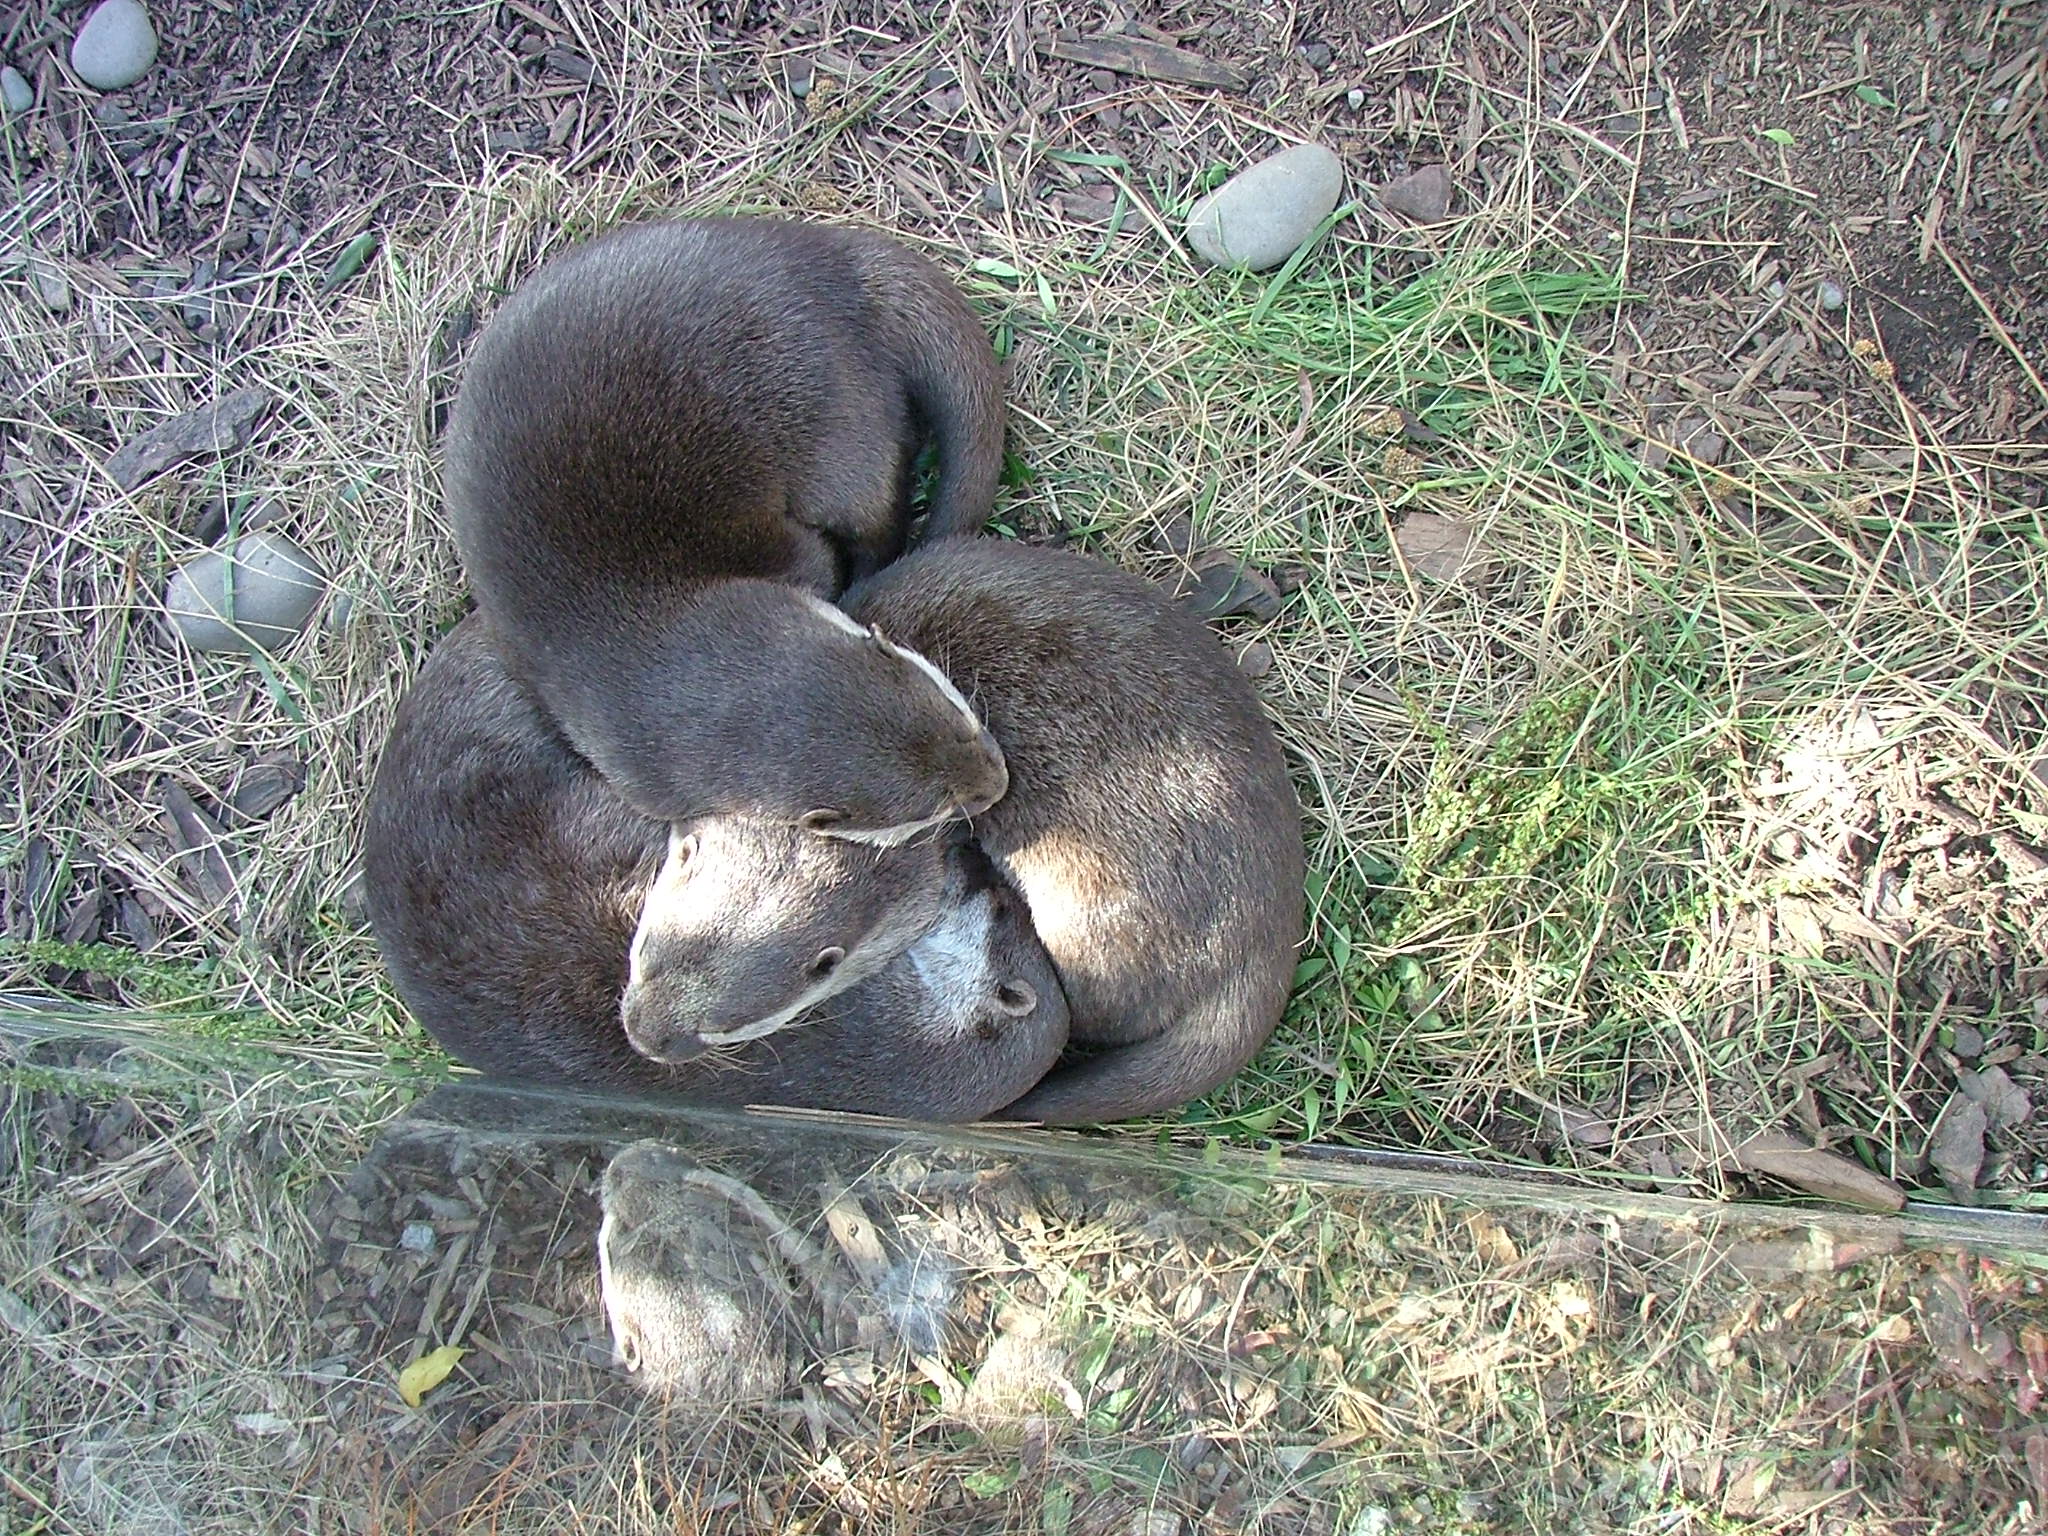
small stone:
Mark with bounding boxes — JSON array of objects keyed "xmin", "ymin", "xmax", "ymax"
[
  {"xmin": 1185, "ymin": 142, "xmax": 1345, "ymax": 271},
  {"xmin": 1818, "ymin": 280, "xmax": 1846, "ymax": 310},
  {"xmin": 164, "ymin": 531, "xmax": 326, "ymax": 656},
  {"xmin": 398, "ymin": 1221, "xmax": 436, "ymax": 1255},
  {"xmin": 1302, "ymin": 42, "xmax": 1332, "ymax": 70},
  {"xmin": 784, "ymin": 58, "xmax": 813, "ymax": 98},
  {"xmin": 1346, "ymin": 87, "xmax": 1364, "ymax": 110},
  {"xmin": 1950, "ymin": 1022, "xmax": 1985, "ymax": 1059},
  {"xmin": 978, "ymin": 182, "xmax": 1005, "ymax": 213},
  {"xmin": 70, "ymin": 0, "xmax": 158, "ymax": 91},
  {"xmin": 0, "ymin": 66, "xmax": 33, "ymax": 116},
  {"xmin": 1236, "ymin": 641, "xmax": 1275, "ymax": 679},
  {"xmin": 1377, "ymin": 163, "xmax": 1454, "ymax": 223}
]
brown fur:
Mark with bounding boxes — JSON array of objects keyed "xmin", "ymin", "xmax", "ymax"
[
  {"xmin": 362, "ymin": 616, "xmax": 1069, "ymax": 1122},
  {"xmin": 843, "ymin": 538, "xmax": 1307, "ymax": 1125},
  {"xmin": 445, "ymin": 217, "xmax": 1009, "ymax": 834}
]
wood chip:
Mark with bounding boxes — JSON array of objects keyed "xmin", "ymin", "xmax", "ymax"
[
  {"xmin": 159, "ymin": 781, "xmax": 239, "ymax": 921},
  {"xmin": 1391, "ymin": 512, "xmax": 1487, "ymax": 584},
  {"xmin": 1180, "ymin": 554, "xmax": 1282, "ymax": 622},
  {"xmin": 1043, "ymin": 34, "xmax": 1246, "ymax": 90},
  {"xmin": 1927, "ymin": 1097, "xmax": 1988, "ymax": 1197},
  {"xmin": 104, "ymin": 386, "xmax": 268, "ymax": 492}
]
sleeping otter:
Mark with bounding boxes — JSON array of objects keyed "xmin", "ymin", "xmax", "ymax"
[
  {"xmin": 444, "ymin": 217, "xmax": 1010, "ymax": 844},
  {"xmin": 362, "ymin": 615, "xmax": 1068, "ymax": 1121},
  {"xmin": 843, "ymin": 538, "xmax": 1305, "ymax": 1124}
]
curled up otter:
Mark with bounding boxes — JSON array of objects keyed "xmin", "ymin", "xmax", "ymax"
[
  {"xmin": 444, "ymin": 217, "xmax": 1011, "ymax": 843},
  {"xmin": 361, "ymin": 616, "xmax": 1069, "ymax": 1122}
]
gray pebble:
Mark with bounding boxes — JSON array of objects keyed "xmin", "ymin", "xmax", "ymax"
[
  {"xmin": 1185, "ymin": 143, "xmax": 1344, "ymax": 272},
  {"xmin": 784, "ymin": 58, "xmax": 813, "ymax": 98},
  {"xmin": 1302, "ymin": 42, "xmax": 1332, "ymax": 70},
  {"xmin": 164, "ymin": 531, "xmax": 326, "ymax": 655},
  {"xmin": 1818, "ymin": 279, "xmax": 1846, "ymax": 310},
  {"xmin": 398, "ymin": 1221, "xmax": 436, "ymax": 1255},
  {"xmin": 1346, "ymin": 88, "xmax": 1364, "ymax": 110},
  {"xmin": 70, "ymin": 0, "xmax": 158, "ymax": 91},
  {"xmin": 1, "ymin": 66, "xmax": 33, "ymax": 116},
  {"xmin": 978, "ymin": 182, "xmax": 1005, "ymax": 213}
]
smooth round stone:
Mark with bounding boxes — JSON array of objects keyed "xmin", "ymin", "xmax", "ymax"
[
  {"xmin": 0, "ymin": 66, "xmax": 33, "ymax": 116},
  {"xmin": 165, "ymin": 531, "xmax": 326, "ymax": 655},
  {"xmin": 1819, "ymin": 280, "xmax": 1846, "ymax": 310},
  {"xmin": 1185, "ymin": 143, "xmax": 1344, "ymax": 272},
  {"xmin": 70, "ymin": 0, "xmax": 158, "ymax": 91}
]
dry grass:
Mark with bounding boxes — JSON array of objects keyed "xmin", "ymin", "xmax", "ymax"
[{"xmin": 2, "ymin": 3, "xmax": 2044, "ymax": 1212}]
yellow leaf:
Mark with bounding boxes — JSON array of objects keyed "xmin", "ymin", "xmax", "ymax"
[{"xmin": 397, "ymin": 1344, "xmax": 466, "ymax": 1407}]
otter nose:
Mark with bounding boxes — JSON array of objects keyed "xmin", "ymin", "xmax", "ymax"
[
  {"xmin": 620, "ymin": 995, "xmax": 710, "ymax": 1065},
  {"xmin": 958, "ymin": 734, "xmax": 1009, "ymax": 817}
]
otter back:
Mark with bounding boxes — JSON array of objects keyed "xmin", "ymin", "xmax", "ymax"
[
  {"xmin": 444, "ymin": 218, "xmax": 1010, "ymax": 832},
  {"xmin": 362, "ymin": 615, "xmax": 1068, "ymax": 1123},
  {"xmin": 843, "ymin": 538, "xmax": 1307, "ymax": 1125}
]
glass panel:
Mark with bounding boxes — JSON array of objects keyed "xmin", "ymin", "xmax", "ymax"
[{"xmin": 5, "ymin": 1009, "xmax": 2044, "ymax": 1533}]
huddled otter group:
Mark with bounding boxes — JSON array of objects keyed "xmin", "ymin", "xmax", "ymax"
[{"xmin": 364, "ymin": 217, "xmax": 1305, "ymax": 1126}]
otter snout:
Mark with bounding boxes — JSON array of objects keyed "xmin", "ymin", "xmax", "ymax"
[
  {"xmin": 621, "ymin": 990, "xmax": 712, "ymax": 1065},
  {"xmin": 954, "ymin": 727, "xmax": 1010, "ymax": 818}
]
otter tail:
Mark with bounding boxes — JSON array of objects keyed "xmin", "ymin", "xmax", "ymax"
[
  {"xmin": 993, "ymin": 980, "xmax": 1282, "ymax": 1127},
  {"xmin": 865, "ymin": 248, "xmax": 1007, "ymax": 539}
]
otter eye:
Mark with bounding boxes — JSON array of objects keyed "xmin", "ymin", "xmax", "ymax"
[
  {"xmin": 808, "ymin": 946, "xmax": 845, "ymax": 979},
  {"xmin": 800, "ymin": 808, "xmax": 847, "ymax": 832}
]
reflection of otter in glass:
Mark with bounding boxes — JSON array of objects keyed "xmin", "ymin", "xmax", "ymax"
[
  {"xmin": 597, "ymin": 1140, "xmax": 983, "ymax": 1403},
  {"xmin": 363, "ymin": 615, "xmax": 1068, "ymax": 1120},
  {"xmin": 443, "ymin": 217, "xmax": 1011, "ymax": 843}
]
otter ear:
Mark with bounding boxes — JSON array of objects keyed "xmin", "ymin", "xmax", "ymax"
[
  {"xmin": 800, "ymin": 807, "xmax": 848, "ymax": 832},
  {"xmin": 668, "ymin": 829, "xmax": 699, "ymax": 866},
  {"xmin": 865, "ymin": 624, "xmax": 894, "ymax": 653}
]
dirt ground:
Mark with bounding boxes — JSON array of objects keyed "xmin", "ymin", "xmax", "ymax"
[{"xmin": 2, "ymin": 0, "xmax": 2045, "ymax": 1211}]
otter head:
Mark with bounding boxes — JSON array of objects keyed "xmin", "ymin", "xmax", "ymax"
[
  {"xmin": 776, "ymin": 596, "xmax": 1009, "ymax": 844},
  {"xmin": 619, "ymin": 815, "xmax": 952, "ymax": 1064}
]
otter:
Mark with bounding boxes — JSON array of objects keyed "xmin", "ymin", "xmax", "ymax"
[
  {"xmin": 444, "ymin": 217, "xmax": 1011, "ymax": 842},
  {"xmin": 362, "ymin": 615, "xmax": 1069, "ymax": 1122},
  {"xmin": 837, "ymin": 538, "xmax": 1306, "ymax": 1125}
]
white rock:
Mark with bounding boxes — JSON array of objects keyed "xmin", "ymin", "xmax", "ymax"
[
  {"xmin": 165, "ymin": 531, "xmax": 326, "ymax": 655},
  {"xmin": 71, "ymin": 0, "xmax": 158, "ymax": 91},
  {"xmin": 0, "ymin": 66, "xmax": 33, "ymax": 116},
  {"xmin": 1819, "ymin": 280, "xmax": 1846, "ymax": 310},
  {"xmin": 1185, "ymin": 143, "xmax": 1344, "ymax": 272}
]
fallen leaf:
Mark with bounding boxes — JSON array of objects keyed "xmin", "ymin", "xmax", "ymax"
[
  {"xmin": 1391, "ymin": 512, "xmax": 1486, "ymax": 585},
  {"xmin": 1043, "ymin": 34, "xmax": 1245, "ymax": 89},
  {"xmin": 319, "ymin": 231, "xmax": 380, "ymax": 296},
  {"xmin": 1731, "ymin": 1129, "xmax": 1908, "ymax": 1211},
  {"xmin": 2028, "ymin": 1436, "xmax": 2048, "ymax": 1510},
  {"xmin": 1927, "ymin": 1096, "xmax": 1988, "ymax": 1198},
  {"xmin": 1957, "ymin": 1066, "xmax": 2031, "ymax": 1132},
  {"xmin": 398, "ymin": 1344, "xmax": 467, "ymax": 1408},
  {"xmin": 103, "ymin": 386, "xmax": 268, "ymax": 491}
]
